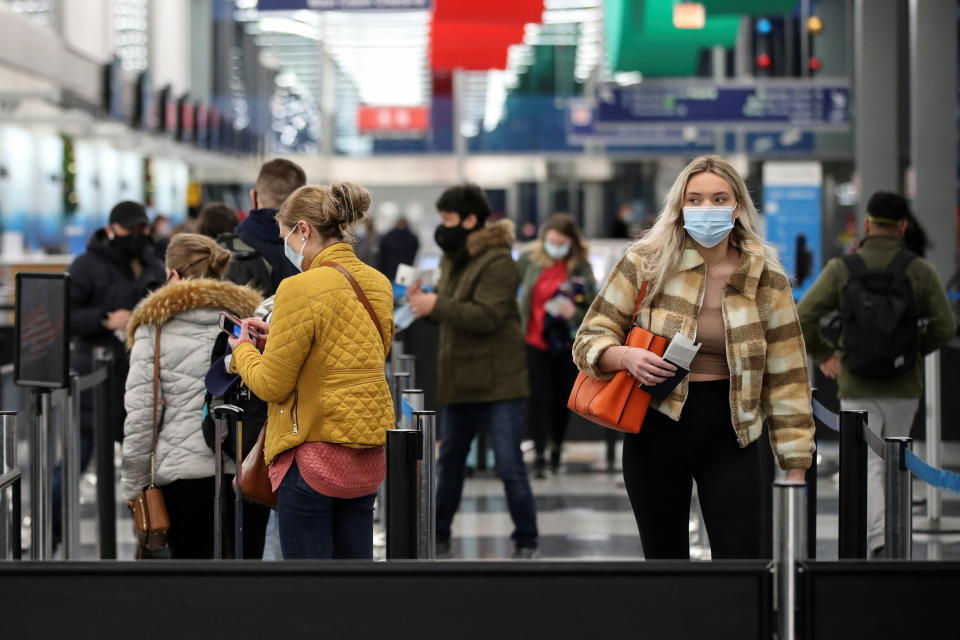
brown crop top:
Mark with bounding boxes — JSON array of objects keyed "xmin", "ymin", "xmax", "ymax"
[{"xmin": 690, "ymin": 265, "xmax": 730, "ymax": 377}]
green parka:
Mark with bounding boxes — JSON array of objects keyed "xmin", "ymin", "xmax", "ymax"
[{"xmin": 431, "ymin": 220, "xmax": 530, "ymax": 405}]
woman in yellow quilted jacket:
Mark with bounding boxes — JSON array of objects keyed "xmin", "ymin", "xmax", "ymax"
[{"xmin": 228, "ymin": 183, "xmax": 395, "ymax": 559}]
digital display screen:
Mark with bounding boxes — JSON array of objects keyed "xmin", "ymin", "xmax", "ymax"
[{"xmin": 15, "ymin": 273, "xmax": 70, "ymax": 389}]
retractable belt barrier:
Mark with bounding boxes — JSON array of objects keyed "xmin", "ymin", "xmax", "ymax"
[{"xmin": 813, "ymin": 393, "xmax": 960, "ymax": 560}]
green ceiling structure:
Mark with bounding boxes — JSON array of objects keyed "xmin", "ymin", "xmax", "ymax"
[{"xmin": 604, "ymin": 0, "xmax": 799, "ymax": 77}]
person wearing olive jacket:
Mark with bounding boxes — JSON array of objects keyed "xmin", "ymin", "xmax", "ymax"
[
  {"xmin": 408, "ymin": 184, "xmax": 539, "ymax": 559},
  {"xmin": 517, "ymin": 213, "xmax": 597, "ymax": 477}
]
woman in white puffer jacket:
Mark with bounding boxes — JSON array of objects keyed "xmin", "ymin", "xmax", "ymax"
[{"xmin": 122, "ymin": 233, "xmax": 262, "ymax": 559}]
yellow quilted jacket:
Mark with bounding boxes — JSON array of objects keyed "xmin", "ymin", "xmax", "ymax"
[{"xmin": 232, "ymin": 242, "xmax": 395, "ymax": 464}]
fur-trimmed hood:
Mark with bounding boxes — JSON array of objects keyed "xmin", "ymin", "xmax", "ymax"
[
  {"xmin": 127, "ymin": 278, "xmax": 262, "ymax": 347},
  {"xmin": 467, "ymin": 219, "xmax": 515, "ymax": 256}
]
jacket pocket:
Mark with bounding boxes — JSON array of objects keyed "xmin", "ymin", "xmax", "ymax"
[
  {"xmin": 737, "ymin": 340, "xmax": 766, "ymax": 413},
  {"xmin": 272, "ymin": 390, "xmax": 300, "ymax": 436}
]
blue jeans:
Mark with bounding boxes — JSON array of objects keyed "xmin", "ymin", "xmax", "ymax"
[
  {"xmin": 436, "ymin": 399, "xmax": 539, "ymax": 549},
  {"xmin": 277, "ymin": 461, "xmax": 377, "ymax": 560}
]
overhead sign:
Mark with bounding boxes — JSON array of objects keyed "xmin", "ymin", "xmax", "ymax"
[
  {"xmin": 358, "ymin": 106, "xmax": 429, "ymax": 134},
  {"xmin": 594, "ymin": 82, "xmax": 849, "ymax": 130},
  {"xmin": 256, "ymin": 0, "xmax": 430, "ymax": 9},
  {"xmin": 763, "ymin": 162, "xmax": 824, "ymax": 300}
]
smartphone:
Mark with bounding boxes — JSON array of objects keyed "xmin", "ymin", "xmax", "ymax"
[{"xmin": 218, "ymin": 312, "xmax": 265, "ymax": 350}]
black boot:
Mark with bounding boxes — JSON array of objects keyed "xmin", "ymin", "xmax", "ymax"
[
  {"xmin": 550, "ymin": 449, "xmax": 562, "ymax": 475},
  {"xmin": 533, "ymin": 457, "xmax": 548, "ymax": 479}
]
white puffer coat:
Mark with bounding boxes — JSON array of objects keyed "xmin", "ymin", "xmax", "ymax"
[{"xmin": 121, "ymin": 278, "xmax": 262, "ymax": 501}]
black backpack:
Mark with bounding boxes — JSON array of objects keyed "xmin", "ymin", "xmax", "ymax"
[
  {"xmin": 218, "ymin": 233, "xmax": 272, "ymax": 295},
  {"xmin": 201, "ymin": 332, "xmax": 267, "ymax": 462},
  {"xmin": 839, "ymin": 250, "xmax": 919, "ymax": 379}
]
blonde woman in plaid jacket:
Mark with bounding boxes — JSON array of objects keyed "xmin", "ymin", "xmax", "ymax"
[{"xmin": 573, "ymin": 155, "xmax": 815, "ymax": 560}]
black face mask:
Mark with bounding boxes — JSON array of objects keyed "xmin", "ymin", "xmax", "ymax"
[
  {"xmin": 434, "ymin": 224, "xmax": 470, "ymax": 254},
  {"xmin": 112, "ymin": 234, "xmax": 148, "ymax": 259}
]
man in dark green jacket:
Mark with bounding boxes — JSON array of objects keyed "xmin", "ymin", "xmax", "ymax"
[
  {"xmin": 408, "ymin": 184, "xmax": 538, "ymax": 559},
  {"xmin": 797, "ymin": 191, "xmax": 955, "ymax": 557}
]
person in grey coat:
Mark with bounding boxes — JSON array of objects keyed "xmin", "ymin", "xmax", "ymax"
[{"xmin": 122, "ymin": 233, "xmax": 262, "ymax": 559}]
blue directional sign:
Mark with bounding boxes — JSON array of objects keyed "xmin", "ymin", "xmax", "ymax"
[
  {"xmin": 594, "ymin": 82, "xmax": 849, "ymax": 130},
  {"xmin": 257, "ymin": 0, "xmax": 430, "ymax": 9}
]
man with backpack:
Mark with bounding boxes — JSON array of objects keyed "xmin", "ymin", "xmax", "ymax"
[
  {"xmin": 219, "ymin": 158, "xmax": 306, "ymax": 295},
  {"xmin": 797, "ymin": 191, "xmax": 955, "ymax": 558}
]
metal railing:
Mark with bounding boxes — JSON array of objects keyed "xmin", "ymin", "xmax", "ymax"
[{"xmin": 0, "ymin": 412, "xmax": 21, "ymax": 560}]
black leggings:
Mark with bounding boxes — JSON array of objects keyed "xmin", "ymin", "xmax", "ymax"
[
  {"xmin": 525, "ymin": 345, "xmax": 579, "ymax": 460},
  {"xmin": 622, "ymin": 380, "xmax": 766, "ymax": 560}
]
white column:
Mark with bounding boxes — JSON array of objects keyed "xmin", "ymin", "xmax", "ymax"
[
  {"xmin": 61, "ymin": 0, "xmax": 114, "ymax": 63},
  {"xmin": 149, "ymin": 0, "xmax": 191, "ymax": 94},
  {"xmin": 853, "ymin": 0, "xmax": 900, "ymax": 227},
  {"xmin": 910, "ymin": 0, "xmax": 958, "ymax": 279}
]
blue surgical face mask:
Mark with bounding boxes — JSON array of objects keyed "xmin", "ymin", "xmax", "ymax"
[
  {"xmin": 682, "ymin": 206, "xmax": 736, "ymax": 248},
  {"xmin": 284, "ymin": 226, "xmax": 306, "ymax": 272},
  {"xmin": 544, "ymin": 240, "xmax": 571, "ymax": 260}
]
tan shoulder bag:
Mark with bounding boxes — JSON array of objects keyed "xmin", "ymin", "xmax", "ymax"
[{"xmin": 131, "ymin": 324, "xmax": 170, "ymax": 552}]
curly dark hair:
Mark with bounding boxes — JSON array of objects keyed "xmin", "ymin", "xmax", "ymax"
[{"xmin": 435, "ymin": 184, "xmax": 492, "ymax": 227}]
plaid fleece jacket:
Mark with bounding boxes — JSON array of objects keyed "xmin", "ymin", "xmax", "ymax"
[{"xmin": 573, "ymin": 240, "xmax": 815, "ymax": 470}]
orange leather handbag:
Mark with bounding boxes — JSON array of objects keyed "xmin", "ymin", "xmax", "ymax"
[{"xmin": 567, "ymin": 283, "xmax": 667, "ymax": 434}]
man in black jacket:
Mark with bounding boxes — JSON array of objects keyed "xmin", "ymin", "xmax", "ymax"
[
  {"xmin": 56, "ymin": 200, "xmax": 165, "ymax": 548},
  {"xmin": 378, "ymin": 217, "xmax": 420, "ymax": 281},
  {"xmin": 222, "ymin": 159, "xmax": 306, "ymax": 295}
]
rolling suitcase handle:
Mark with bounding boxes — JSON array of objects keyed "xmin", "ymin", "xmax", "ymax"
[{"xmin": 213, "ymin": 404, "xmax": 244, "ymax": 560}]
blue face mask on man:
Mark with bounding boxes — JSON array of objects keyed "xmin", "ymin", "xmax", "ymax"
[
  {"xmin": 682, "ymin": 206, "xmax": 736, "ymax": 248},
  {"xmin": 284, "ymin": 226, "xmax": 306, "ymax": 272}
]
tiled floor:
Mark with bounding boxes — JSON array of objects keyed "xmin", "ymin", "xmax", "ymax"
[{"xmin": 15, "ymin": 440, "xmax": 960, "ymax": 561}]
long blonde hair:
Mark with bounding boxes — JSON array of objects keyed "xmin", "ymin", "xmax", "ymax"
[{"xmin": 633, "ymin": 155, "xmax": 779, "ymax": 302}]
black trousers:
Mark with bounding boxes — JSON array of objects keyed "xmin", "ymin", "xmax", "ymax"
[
  {"xmin": 160, "ymin": 476, "xmax": 271, "ymax": 560},
  {"xmin": 622, "ymin": 380, "xmax": 766, "ymax": 560},
  {"xmin": 525, "ymin": 345, "xmax": 579, "ymax": 461}
]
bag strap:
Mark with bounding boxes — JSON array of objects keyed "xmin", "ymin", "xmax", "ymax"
[
  {"xmin": 842, "ymin": 253, "xmax": 868, "ymax": 278},
  {"xmin": 149, "ymin": 324, "xmax": 163, "ymax": 488},
  {"xmin": 886, "ymin": 250, "xmax": 916, "ymax": 276},
  {"xmin": 319, "ymin": 261, "xmax": 386, "ymax": 349},
  {"xmin": 631, "ymin": 281, "xmax": 649, "ymax": 326}
]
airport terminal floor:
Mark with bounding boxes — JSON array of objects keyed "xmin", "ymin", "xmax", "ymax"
[{"xmin": 4, "ymin": 0, "xmax": 960, "ymax": 638}]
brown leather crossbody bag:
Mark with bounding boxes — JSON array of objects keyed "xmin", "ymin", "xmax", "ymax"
[{"xmin": 131, "ymin": 324, "xmax": 170, "ymax": 552}]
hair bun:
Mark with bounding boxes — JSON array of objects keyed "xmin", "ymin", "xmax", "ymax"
[
  {"xmin": 209, "ymin": 245, "xmax": 232, "ymax": 274},
  {"xmin": 331, "ymin": 182, "xmax": 371, "ymax": 225}
]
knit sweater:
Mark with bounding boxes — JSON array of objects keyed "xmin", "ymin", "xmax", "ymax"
[{"xmin": 573, "ymin": 238, "xmax": 816, "ymax": 470}]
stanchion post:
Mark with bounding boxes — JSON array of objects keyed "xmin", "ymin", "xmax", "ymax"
[
  {"xmin": 1, "ymin": 411, "xmax": 18, "ymax": 559},
  {"xmin": 386, "ymin": 428, "xmax": 420, "ymax": 560},
  {"xmin": 212, "ymin": 405, "xmax": 243, "ymax": 560},
  {"xmin": 924, "ymin": 351, "xmax": 941, "ymax": 526},
  {"xmin": 884, "ymin": 437, "xmax": 913, "ymax": 560},
  {"xmin": 93, "ymin": 347, "xmax": 116, "ymax": 560},
  {"xmin": 392, "ymin": 372, "xmax": 411, "ymax": 426},
  {"xmin": 214, "ymin": 413, "xmax": 224, "ymax": 560},
  {"xmin": 838, "ymin": 410, "xmax": 868, "ymax": 559},
  {"xmin": 414, "ymin": 411, "xmax": 436, "ymax": 560},
  {"xmin": 400, "ymin": 389, "xmax": 424, "ymax": 430},
  {"xmin": 31, "ymin": 390, "xmax": 52, "ymax": 560},
  {"xmin": 773, "ymin": 481, "xmax": 806, "ymax": 640},
  {"xmin": 398, "ymin": 354, "xmax": 417, "ymax": 389},
  {"xmin": 390, "ymin": 340, "xmax": 405, "ymax": 375},
  {"xmin": 62, "ymin": 374, "xmax": 82, "ymax": 559},
  {"xmin": 805, "ymin": 447, "xmax": 818, "ymax": 560}
]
